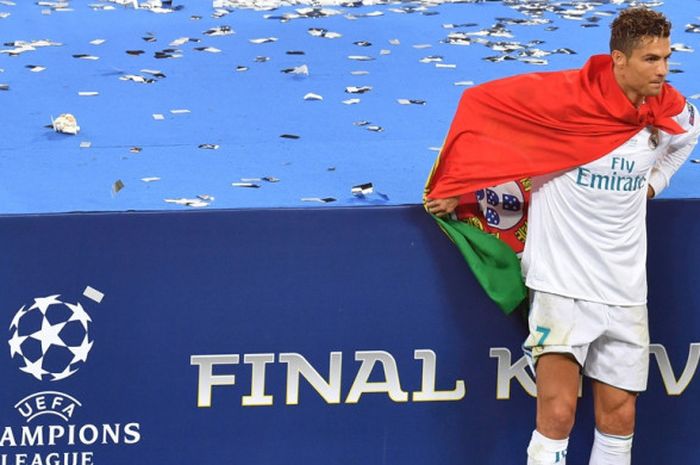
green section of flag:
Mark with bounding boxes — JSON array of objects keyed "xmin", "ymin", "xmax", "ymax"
[{"xmin": 433, "ymin": 215, "xmax": 527, "ymax": 314}]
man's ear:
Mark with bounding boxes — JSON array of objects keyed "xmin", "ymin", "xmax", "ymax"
[{"xmin": 611, "ymin": 50, "xmax": 627, "ymax": 67}]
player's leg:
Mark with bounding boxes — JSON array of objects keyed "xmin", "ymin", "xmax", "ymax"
[
  {"xmin": 527, "ymin": 353, "xmax": 580, "ymax": 465},
  {"xmin": 583, "ymin": 303, "xmax": 648, "ymax": 465},
  {"xmin": 523, "ymin": 291, "xmax": 603, "ymax": 465},
  {"xmin": 588, "ymin": 381, "xmax": 636, "ymax": 465},
  {"xmin": 536, "ymin": 354, "xmax": 581, "ymax": 438}
]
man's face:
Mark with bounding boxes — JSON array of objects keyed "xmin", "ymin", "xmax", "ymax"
[{"xmin": 613, "ymin": 35, "xmax": 671, "ymax": 99}]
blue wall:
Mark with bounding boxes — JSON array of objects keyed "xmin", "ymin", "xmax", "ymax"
[{"xmin": 0, "ymin": 202, "xmax": 698, "ymax": 464}]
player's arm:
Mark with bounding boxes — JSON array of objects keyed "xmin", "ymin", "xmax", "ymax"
[{"xmin": 648, "ymin": 102, "xmax": 700, "ymax": 198}]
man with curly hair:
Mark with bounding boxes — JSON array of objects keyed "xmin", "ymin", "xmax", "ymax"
[{"xmin": 425, "ymin": 7, "xmax": 700, "ymax": 465}]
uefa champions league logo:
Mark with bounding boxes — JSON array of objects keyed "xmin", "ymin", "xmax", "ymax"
[{"xmin": 7, "ymin": 287, "xmax": 104, "ymax": 382}]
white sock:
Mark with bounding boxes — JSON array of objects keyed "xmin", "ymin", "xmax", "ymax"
[
  {"xmin": 589, "ymin": 428, "xmax": 633, "ymax": 465},
  {"xmin": 527, "ymin": 429, "xmax": 569, "ymax": 465}
]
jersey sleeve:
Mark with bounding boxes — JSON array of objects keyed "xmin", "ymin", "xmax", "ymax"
[{"xmin": 649, "ymin": 101, "xmax": 700, "ymax": 197}]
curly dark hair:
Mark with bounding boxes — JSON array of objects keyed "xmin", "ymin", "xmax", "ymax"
[{"xmin": 609, "ymin": 7, "xmax": 671, "ymax": 55}]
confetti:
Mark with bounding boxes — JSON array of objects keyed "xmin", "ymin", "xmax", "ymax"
[
  {"xmin": 194, "ymin": 46, "xmax": 222, "ymax": 53},
  {"xmin": 80, "ymin": 141, "xmax": 92, "ymax": 148},
  {"xmin": 281, "ymin": 64, "xmax": 309, "ymax": 75},
  {"xmin": 169, "ymin": 37, "xmax": 191, "ymax": 46},
  {"xmin": 78, "ymin": 91, "xmax": 99, "ymax": 97},
  {"xmin": 141, "ymin": 177, "xmax": 161, "ymax": 183},
  {"xmin": 26, "ymin": 65, "xmax": 46, "ymax": 72},
  {"xmin": 301, "ymin": 197, "xmax": 336, "ymax": 203},
  {"xmin": 345, "ymin": 86, "xmax": 372, "ymax": 94},
  {"xmin": 280, "ymin": 134, "xmax": 300, "ymax": 139},
  {"xmin": 342, "ymin": 98, "xmax": 361, "ymax": 105},
  {"xmin": 152, "ymin": 113, "xmax": 165, "ymax": 120},
  {"xmin": 164, "ymin": 198, "xmax": 209, "ymax": 208},
  {"xmin": 204, "ymin": 25, "xmax": 234, "ymax": 36},
  {"xmin": 72, "ymin": 54, "xmax": 99, "ymax": 60},
  {"xmin": 112, "ymin": 179, "xmax": 125, "ymax": 195},
  {"xmin": 119, "ymin": 74, "xmax": 156, "ymax": 84},
  {"xmin": 140, "ymin": 69, "xmax": 166, "ymax": 79},
  {"xmin": 352, "ymin": 183, "xmax": 374, "ymax": 196},
  {"xmin": 90, "ymin": 39, "xmax": 106, "ymax": 45},
  {"xmin": 671, "ymin": 43, "xmax": 694, "ymax": 52},
  {"xmin": 397, "ymin": 99, "xmax": 426, "ymax": 105},
  {"xmin": 348, "ymin": 55, "xmax": 374, "ymax": 61},
  {"xmin": 170, "ymin": 109, "xmax": 191, "ymax": 114},
  {"xmin": 198, "ymin": 143, "xmax": 219, "ymax": 149},
  {"xmin": 308, "ymin": 28, "xmax": 342, "ymax": 39},
  {"xmin": 232, "ymin": 182, "xmax": 261, "ymax": 188},
  {"xmin": 250, "ymin": 37, "xmax": 278, "ymax": 44},
  {"xmin": 304, "ymin": 93, "xmax": 323, "ymax": 101}
]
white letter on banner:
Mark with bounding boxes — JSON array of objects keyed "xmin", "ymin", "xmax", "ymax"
[
  {"xmin": 412, "ymin": 349, "xmax": 466, "ymax": 401},
  {"xmin": 190, "ymin": 355, "xmax": 239, "ymax": 407},
  {"xmin": 0, "ymin": 427, "xmax": 17, "ymax": 447},
  {"xmin": 650, "ymin": 343, "xmax": 700, "ymax": 396},
  {"xmin": 279, "ymin": 352, "xmax": 342, "ymax": 405},
  {"xmin": 490, "ymin": 348, "xmax": 536, "ymax": 399},
  {"xmin": 345, "ymin": 351, "xmax": 408, "ymax": 403},
  {"xmin": 242, "ymin": 354, "xmax": 275, "ymax": 406}
]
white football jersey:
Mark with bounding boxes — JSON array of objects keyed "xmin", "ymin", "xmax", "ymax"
[{"xmin": 521, "ymin": 102, "xmax": 700, "ymax": 305}]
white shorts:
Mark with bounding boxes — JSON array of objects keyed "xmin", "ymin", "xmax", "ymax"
[{"xmin": 522, "ymin": 290, "xmax": 650, "ymax": 392}]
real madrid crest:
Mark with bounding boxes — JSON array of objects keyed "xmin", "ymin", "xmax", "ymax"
[{"xmin": 648, "ymin": 127, "xmax": 659, "ymax": 150}]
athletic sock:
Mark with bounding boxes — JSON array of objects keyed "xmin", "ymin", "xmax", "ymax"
[
  {"xmin": 588, "ymin": 428, "xmax": 633, "ymax": 465},
  {"xmin": 527, "ymin": 429, "xmax": 569, "ymax": 465}
]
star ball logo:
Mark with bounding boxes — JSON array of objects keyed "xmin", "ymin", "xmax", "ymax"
[
  {"xmin": 8, "ymin": 287, "xmax": 102, "ymax": 382},
  {"xmin": 2, "ymin": 287, "xmax": 143, "ymax": 465}
]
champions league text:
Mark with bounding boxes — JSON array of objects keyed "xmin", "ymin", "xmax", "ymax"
[
  {"xmin": 0, "ymin": 423, "xmax": 140, "ymax": 465},
  {"xmin": 191, "ymin": 344, "xmax": 700, "ymax": 406}
]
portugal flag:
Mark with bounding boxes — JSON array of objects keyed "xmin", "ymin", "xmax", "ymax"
[{"xmin": 424, "ymin": 54, "xmax": 686, "ymax": 314}]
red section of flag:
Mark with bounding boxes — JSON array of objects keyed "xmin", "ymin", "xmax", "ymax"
[{"xmin": 426, "ymin": 55, "xmax": 686, "ymax": 203}]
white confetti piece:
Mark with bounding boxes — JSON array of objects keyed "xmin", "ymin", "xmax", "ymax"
[
  {"xmin": 170, "ymin": 109, "xmax": 191, "ymax": 114},
  {"xmin": 343, "ymin": 98, "xmax": 361, "ymax": 105},
  {"xmin": 141, "ymin": 177, "xmax": 161, "ymax": 182},
  {"xmin": 83, "ymin": 286, "xmax": 104, "ymax": 304},
  {"xmin": 89, "ymin": 39, "xmax": 106, "ymax": 46},
  {"xmin": 78, "ymin": 91, "xmax": 99, "ymax": 96},
  {"xmin": 250, "ymin": 37, "xmax": 278, "ymax": 44},
  {"xmin": 304, "ymin": 92, "xmax": 323, "ymax": 101},
  {"xmin": 152, "ymin": 113, "xmax": 165, "ymax": 120}
]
